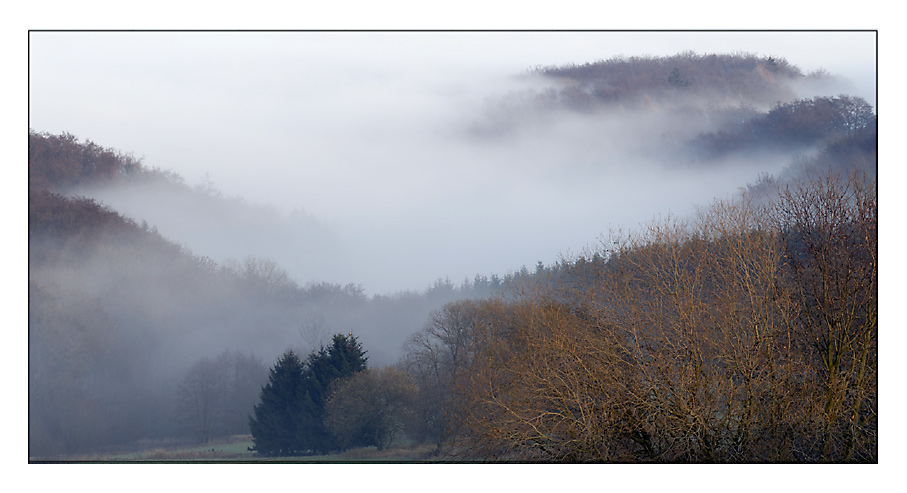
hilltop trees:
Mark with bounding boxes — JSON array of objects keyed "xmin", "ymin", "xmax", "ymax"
[
  {"xmin": 537, "ymin": 52, "xmax": 809, "ymax": 108},
  {"xmin": 28, "ymin": 130, "xmax": 141, "ymax": 193}
]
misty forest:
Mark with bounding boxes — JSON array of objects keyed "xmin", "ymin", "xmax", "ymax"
[{"xmin": 28, "ymin": 51, "xmax": 877, "ymax": 462}]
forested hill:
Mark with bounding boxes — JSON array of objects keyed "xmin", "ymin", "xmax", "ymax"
[
  {"xmin": 28, "ymin": 130, "xmax": 341, "ymax": 281},
  {"xmin": 476, "ymin": 53, "xmax": 875, "ymax": 176},
  {"xmin": 536, "ymin": 52, "xmax": 814, "ymax": 108}
]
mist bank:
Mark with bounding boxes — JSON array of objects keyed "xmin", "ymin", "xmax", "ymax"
[
  {"xmin": 72, "ymin": 172, "xmax": 345, "ymax": 288},
  {"xmin": 64, "ymin": 52, "xmax": 870, "ymax": 295}
]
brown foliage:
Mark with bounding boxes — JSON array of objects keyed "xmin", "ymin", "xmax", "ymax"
[
  {"xmin": 773, "ymin": 173, "xmax": 878, "ymax": 461},
  {"xmin": 324, "ymin": 366, "xmax": 417, "ymax": 451},
  {"xmin": 29, "ymin": 130, "xmax": 141, "ymax": 193},
  {"xmin": 445, "ymin": 172, "xmax": 876, "ymax": 462}
]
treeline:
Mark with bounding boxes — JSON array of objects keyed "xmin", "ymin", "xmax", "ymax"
[
  {"xmin": 391, "ymin": 172, "xmax": 876, "ymax": 462},
  {"xmin": 29, "ymin": 129, "xmax": 338, "ymax": 282}
]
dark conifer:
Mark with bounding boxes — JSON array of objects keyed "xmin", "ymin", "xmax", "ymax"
[
  {"xmin": 249, "ymin": 335, "xmax": 368, "ymax": 456},
  {"xmin": 248, "ymin": 349, "xmax": 306, "ymax": 456},
  {"xmin": 296, "ymin": 334, "xmax": 368, "ymax": 454}
]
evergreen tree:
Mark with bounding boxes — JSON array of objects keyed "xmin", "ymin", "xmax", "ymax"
[
  {"xmin": 248, "ymin": 335, "xmax": 368, "ymax": 456},
  {"xmin": 297, "ymin": 334, "xmax": 368, "ymax": 454},
  {"xmin": 327, "ymin": 333, "xmax": 369, "ymax": 375},
  {"xmin": 248, "ymin": 349, "xmax": 306, "ymax": 456}
]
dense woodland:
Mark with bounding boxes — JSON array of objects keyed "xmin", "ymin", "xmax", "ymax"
[{"xmin": 28, "ymin": 52, "xmax": 877, "ymax": 461}]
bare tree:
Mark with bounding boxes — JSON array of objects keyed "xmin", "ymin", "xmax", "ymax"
[
  {"xmin": 449, "ymin": 172, "xmax": 876, "ymax": 462},
  {"xmin": 773, "ymin": 172, "xmax": 877, "ymax": 461},
  {"xmin": 177, "ymin": 357, "xmax": 223, "ymax": 444},
  {"xmin": 177, "ymin": 350, "xmax": 267, "ymax": 443},
  {"xmin": 324, "ymin": 366, "xmax": 417, "ymax": 451},
  {"xmin": 401, "ymin": 300, "xmax": 485, "ymax": 450}
]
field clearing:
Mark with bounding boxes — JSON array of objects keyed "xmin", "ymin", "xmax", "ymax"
[{"xmin": 44, "ymin": 436, "xmax": 440, "ymax": 462}]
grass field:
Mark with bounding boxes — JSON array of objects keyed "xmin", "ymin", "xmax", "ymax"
[{"xmin": 65, "ymin": 435, "xmax": 440, "ymax": 462}]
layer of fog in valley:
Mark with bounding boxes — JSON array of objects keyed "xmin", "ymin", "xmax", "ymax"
[
  {"xmin": 56, "ymin": 41, "xmax": 869, "ymax": 296},
  {"xmin": 34, "ymin": 33, "xmax": 876, "ymax": 294}
]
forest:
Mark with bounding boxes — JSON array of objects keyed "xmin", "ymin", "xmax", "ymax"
[{"xmin": 28, "ymin": 51, "xmax": 877, "ymax": 462}]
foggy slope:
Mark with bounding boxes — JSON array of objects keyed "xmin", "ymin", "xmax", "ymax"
[{"xmin": 73, "ymin": 172, "xmax": 343, "ymax": 286}]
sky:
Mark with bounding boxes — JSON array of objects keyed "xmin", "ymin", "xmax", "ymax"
[{"xmin": 28, "ymin": 31, "xmax": 877, "ymax": 294}]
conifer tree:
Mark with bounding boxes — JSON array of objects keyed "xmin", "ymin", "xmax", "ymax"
[
  {"xmin": 249, "ymin": 335, "xmax": 368, "ymax": 456},
  {"xmin": 297, "ymin": 334, "xmax": 368, "ymax": 454},
  {"xmin": 248, "ymin": 349, "xmax": 306, "ymax": 456}
]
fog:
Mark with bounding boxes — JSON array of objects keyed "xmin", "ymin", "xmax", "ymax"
[{"xmin": 29, "ymin": 31, "xmax": 876, "ymax": 295}]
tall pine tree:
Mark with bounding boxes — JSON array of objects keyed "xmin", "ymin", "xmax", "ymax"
[
  {"xmin": 248, "ymin": 350, "xmax": 306, "ymax": 456},
  {"xmin": 297, "ymin": 334, "xmax": 368, "ymax": 454}
]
